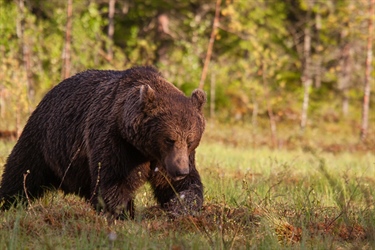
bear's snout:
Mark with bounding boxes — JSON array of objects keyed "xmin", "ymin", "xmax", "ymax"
[{"xmin": 164, "ymin": 148, "xmax": 190, "ymax": 181}]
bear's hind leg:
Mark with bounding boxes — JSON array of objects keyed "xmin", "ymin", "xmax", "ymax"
[{"xmin": 0, "ymin": 151, "xmax": 58, "ymax": 209}]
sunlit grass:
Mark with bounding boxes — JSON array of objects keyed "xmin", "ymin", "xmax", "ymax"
[
  {"xmin": 0, "ymin": 122, "xmax": 374, "ymax": 249},
  {"xmin": 198, "ymin": 138, "xmax": 374, "ymax": 202},
  {"xmin": 0, "ymin": 140, "xmax": 14, "ymax": 176}
]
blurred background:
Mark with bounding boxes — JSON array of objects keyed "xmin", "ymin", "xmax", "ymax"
[{"xmin": 0, "ymin": 0, "xmax": 374, "ymax": 152}]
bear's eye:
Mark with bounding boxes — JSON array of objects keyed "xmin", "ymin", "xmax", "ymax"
[
  {"xmin": 187, "ymin": 140, "xmax": 194, "ymax": 148},
  {"xmin": 165, "ymin": 138, "xmax": 175, "ymax": 146}
]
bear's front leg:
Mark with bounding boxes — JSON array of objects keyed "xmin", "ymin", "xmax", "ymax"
[
  {"xmin": 88, "ymin": 156, "xmax": 150, "ymax": 219},
  {"xmin": 90, "ymin": 177, "xmax": 135, "ymax": 219},
  {"xmin": 86, "ymin": 133, "xmax": 151, "ymax": 219},
  {"xmin": 149, "ymin": 154, "xmax": 203, "ymax": 216},
  {"xmin": 163, "ymin": 173, "xmax": 203, "ymax": 216}
]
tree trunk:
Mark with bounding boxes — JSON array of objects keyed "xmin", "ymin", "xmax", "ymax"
[
  {"xmin": 301, "ymin": 78, "xmax": 312, "ymax": 131},
  {"xmin": 210, "ymin": 70, "xmax": 216, "ymax": 118},
  {"xmin": 17, "ymin": 0, "xmax": 34, "ymax": 109},
  {"xmin": 251, "ymin": 93, "xmax": 258, "ymax": 146},
  {"xmin": 198, "ymin": 0, "xmax": 221, "ymax": 90},
  {"xmin": 360, "ymin": 0, "xmax": 374, "ymax": 141},
  {"xmin": 251, "ymin": 93, "xmax": 258, "ymax": 129},
  {"xmin": 338, "ymin": 43, "xmax": 352, "ymax": 117},
  {"xmin": 314, "ymin": 8, "xmax": 322, "ymax": 88},
  {"xmin": 107, "ymin": 0, "xmax": 116, "ymax": 61},
  {"xmin": 0, "ymin": 86, "xmax": 4, "ymax": 119},
  {"xmin": 300, "ymin": 3, "xmax": 313, "ymax": 132},
  {"xmin": 62, "ymin": 0, "xmax": 73, "ymax": 80},
  {"xmin": 262, "ymin": 62, "xmax": 277, "ymax": 149}
]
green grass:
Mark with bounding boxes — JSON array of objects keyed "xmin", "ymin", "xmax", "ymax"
[{"xmin": 0, "ymin": 122, "xmax": 374, "ymax": 249}]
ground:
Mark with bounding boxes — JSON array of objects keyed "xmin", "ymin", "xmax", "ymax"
[{"xmin": 0, "ymin": 121, "xmax": 374, "ymax": 249}]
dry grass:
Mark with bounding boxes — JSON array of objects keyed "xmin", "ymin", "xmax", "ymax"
[
  {"xmin": 1, "ymin": 192, "xmax": 373, "ymax": 249},
  {"xmin": 0, "ymin": 121, "xmax": 374, "ymax": 249}
]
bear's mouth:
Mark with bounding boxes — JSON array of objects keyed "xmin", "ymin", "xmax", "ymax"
[
  {"xmin": 154, "ymin": 166, "xmax": 187, "ymax": 181},
  {"xmin": 172, "ymin": 175, "xmax": 187, "ymax": 181}
]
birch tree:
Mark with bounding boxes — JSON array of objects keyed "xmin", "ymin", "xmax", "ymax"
[
  {"xmin": 107, "ymin": 0, "xmax": 116, "ymax": 61},
  {"xmin": 61, "ymin": 0, "xmax": 73, "ymax": 80},
  {"xmin": 300, "ymin": 1, "xmax": 313, "ymax": 132},
  {"xmin": 360, "ymin": 0, "xmax": 374, "ymax": 141},
  {"xmin": 16, "ymin": 0, "xmax": 34, "ymax": 105}
]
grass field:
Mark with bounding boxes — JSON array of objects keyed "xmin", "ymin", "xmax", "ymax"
[{"xmin": 0, "ymin": 121, "xmax": 374, "ymax": 249}]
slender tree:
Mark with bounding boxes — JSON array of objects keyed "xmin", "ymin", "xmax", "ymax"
[
  {"xmin": 336, "ymin": 2, "xmax": 354, "ymax": 117},
  {"xmin": 210, "ymin": 70, "xmax": 216, "ymax": 118},
  {"xmin": 107, "ymin": 0, "xmax": 116, "ymax": 61},
  {"xmin": 314, "ymin": 7, "xmax": 322, "ymax": 89},
  {"xmin": 198, "ymin": 0, "xmax": 221, "ymax": 90},
  {"xmin": 262, "ymin": 61, "xmax": 277, "ymax": 149},
  {"xmin": 338, "ymin": 42, "xmax": 352, "ymax": 117},
  {"xmin": 17, "ymin": 0, "xmax": 34, "ymax": 106},
  {"xmin": 360, "ymin": 0, "xmax": 374, "ymax": 141},
  {"xmin": 300, "ymin": 1, "xmax": 313, "ymax": 132},
  {"xmin": 62, "ymin": 0, "xmax": 73, "ymax": 80}
]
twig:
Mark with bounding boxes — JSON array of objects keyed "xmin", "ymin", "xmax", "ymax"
[
  {"xmin": 325, "ymin": 211, "xmax": 343, "ymax": 229},
  {"xmin": 23, "ymin": 170, "xmax": 35, "ymax": 213},
  {"xmin": 49, "ymin": 144, "xmax": 82, "ymax": 206},
  {"xmin": 229, "ymin": 226, "xmax": 241, "ymax": 250},
  {"xmin": 264, "ymin": 180, "xmax": 282, "ymax": 206},
  {"xmin": 156, "ymin": 168, "xmax": 184, "ymax": 207},
  {"xmin": 58, "ymin": 145, "xmax": 82, "ymax": 191},
  {"xmin": 90, "ymin": 162, "xmax": 102, "ymax": 203}
]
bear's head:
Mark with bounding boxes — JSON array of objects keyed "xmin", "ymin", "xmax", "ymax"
[{"xmin": 136, "ymin": 84, "xmax": 206, "ymax": 181}]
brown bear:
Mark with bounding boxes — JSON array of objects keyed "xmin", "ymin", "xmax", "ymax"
[{"xmin": 0, "ymin": 66, "xmax": 206, "ymax": 218}]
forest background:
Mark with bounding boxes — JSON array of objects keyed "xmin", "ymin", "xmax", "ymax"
[
  {"xmin": 0, "ymin": 0, "xmax": 374, "ymax": 248},
  {"xmin": 0, "ymin": 0, "xmax": 374, "ymax": 151}
]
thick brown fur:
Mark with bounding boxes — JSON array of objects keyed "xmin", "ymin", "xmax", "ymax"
[{"xmin": 0, "ymin": 66, "xmax": 206, "ymax": 219}]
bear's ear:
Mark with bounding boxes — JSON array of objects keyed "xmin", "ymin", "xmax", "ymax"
[
  {"xmin": 191, "ymin": 89, "xmax": 206, "ymax": 112},
  {"xmin": 140, "ymin": 84, "xmax": 155, "ymax": 111}
]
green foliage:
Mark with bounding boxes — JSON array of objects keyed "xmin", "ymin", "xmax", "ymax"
[
  {"xmin": 0, "ymin": 1, "xmax": 17, "ymax": 52},
  {"xmin": 0, "ymin": 0, "xmax": 374, "ymax": 135},
  {"xmin": 71, "ymin": 3, "xmax": 109, "ymax": 70}
]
